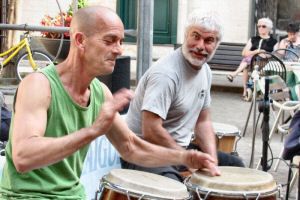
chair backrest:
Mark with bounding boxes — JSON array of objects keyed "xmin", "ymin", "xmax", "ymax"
[
  {"xmin": 272, "ymin": 48, "xmax": 300, "ymax": 62},
  {"xmin": 259, "ymin": 75, "xmax": 290, "ymax": 102},
  {"xmin": 250, "ymin": 52, "xmax": 287, "ymax": 82}
]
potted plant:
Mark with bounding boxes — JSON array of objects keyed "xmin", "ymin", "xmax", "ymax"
[{"xmin": 39, "ymin": 0, "xmax": 88, "ymax": 61}]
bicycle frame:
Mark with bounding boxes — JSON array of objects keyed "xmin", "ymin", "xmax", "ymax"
[{"xmin": 0, "ymin": 37, "xmax": 37, "ymax": 71}]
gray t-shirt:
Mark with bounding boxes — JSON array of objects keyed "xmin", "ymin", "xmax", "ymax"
[{"xmin": 126, "ymin": 48, "xmax": 212, "ymax": 146}]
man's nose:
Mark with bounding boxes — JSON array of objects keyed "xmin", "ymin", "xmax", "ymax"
[
  {"xmin": 195, "ymin": 39, "xmax": 205, "ymax": 51},
  {"xmin": 112, "ymin": 42, "xmax": 123, "ymax": 55}
]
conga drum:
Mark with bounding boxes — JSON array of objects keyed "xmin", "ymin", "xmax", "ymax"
[
  {"xmin": 191, "ymin": 123, "xmax": 241, "ymax": 153},
  {"xmin": 212, "ymin": 122, "xmax": 241, "ymax": 153},
  {"xmin": 96, "ymin": 169, "xmax": 191, "ymax": 200},
  {"xmin": 185, "ymin": 167, "xmax": 279, "ymax": 200}
]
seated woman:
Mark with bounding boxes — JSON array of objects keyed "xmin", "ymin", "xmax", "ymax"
[
  {"xmin": 226, "ymin": 18, "xmax": 277, "ymax": 101},
  {"xmin": 276, "ymin": 22, "xmax": 300, "ymax": 61}
]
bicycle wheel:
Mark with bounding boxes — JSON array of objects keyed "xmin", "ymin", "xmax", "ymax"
[{"xmin": 15, "ymin": 50, "xmax": 53, "ymax": 81}]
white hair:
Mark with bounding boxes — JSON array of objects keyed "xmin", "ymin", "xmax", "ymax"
[
  {"xmin": 258, "ymin": 17, "xmax": 273, "ymax": 29},
  {"xmin": 184, "ymin": 10, "xmax": 223, "ymax": 44}
]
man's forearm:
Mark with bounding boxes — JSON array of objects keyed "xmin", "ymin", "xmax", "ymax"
[
  {"xmin": 195, "ymin": 123, "xmax": 218, "ymax": 163},
  {"xmin": 143, "ymin": 122, "xmax": 185, "ymax": 151}
]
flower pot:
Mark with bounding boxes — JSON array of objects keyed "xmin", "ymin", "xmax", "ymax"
[{"xmin": 39, "ymin": 37, "xmax": 70, "ymax": 62}]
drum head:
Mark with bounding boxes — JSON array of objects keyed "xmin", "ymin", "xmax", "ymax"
[
  {"xmin": 187, "ymin": 167, "xmax": 277, "ymax": 197},
  {"xmin": 213, "ymin": 122, "xmax": 240, "ymax": 136},
  {"xmin": 102, "ymin": 169, "xmax": 190, "ymax": 199}
]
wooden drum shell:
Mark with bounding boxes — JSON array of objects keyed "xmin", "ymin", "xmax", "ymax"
[{"xmin": 192, "ymin": 122, "xmax": 241, "ymax": 153}]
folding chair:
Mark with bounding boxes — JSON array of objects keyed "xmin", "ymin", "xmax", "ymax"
[
  {"xmin": 272, "ymin": 48, "xmax": 300, "ymax": 62},
  {"xmin": 244, "ymin": 52, "xmax": 287, "ymax": 102}
]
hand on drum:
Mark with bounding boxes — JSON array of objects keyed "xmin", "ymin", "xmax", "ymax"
[{"xmin": 184, "ymin": 149, "xmax": 221, "ymax": 176}]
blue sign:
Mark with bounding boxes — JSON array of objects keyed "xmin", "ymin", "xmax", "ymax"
[{"xmin": 80, "ymin": 136, "xmax": 121, "ymax": 200}]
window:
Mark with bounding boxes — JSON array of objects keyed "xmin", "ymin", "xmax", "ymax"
[
  {"xmin": 117, "ymin": 0, "xmax": 178, "ymax": 44},
  {"xmin": 277, "ymin": 0, "xmax": 300, "ymax": 31}
]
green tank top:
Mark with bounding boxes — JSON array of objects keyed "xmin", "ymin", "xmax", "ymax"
[{"xmin": 0, "ymin": 64, "xmax": 105, "ymax": 199}]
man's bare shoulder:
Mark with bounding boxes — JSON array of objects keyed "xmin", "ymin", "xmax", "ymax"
[
  {"xmin": 16, "ymin": 72, "xmax": 51, "ymax": 107},
  {"xmin": 99, "ymin": 81, "xmax": 113, "ymax": 100},
  {"xmin": 19, "ymin": 72, "xmax": 50, "ymax": 90}
]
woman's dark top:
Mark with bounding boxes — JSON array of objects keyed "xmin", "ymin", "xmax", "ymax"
[{"xmin": 250, "ymin": 36, "xmax": 277, "ymax": 52}]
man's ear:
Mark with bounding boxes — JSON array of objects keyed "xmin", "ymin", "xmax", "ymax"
[{"xmin": 74, "ymin": 32, "xmax": 85, "ymax": 49}]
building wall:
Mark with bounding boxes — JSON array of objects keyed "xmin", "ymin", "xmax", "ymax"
[
  {"xmin": 14, "ymin": 0, "xmax": 116, "ymax": 44},
  {"xmin": 18, "ymin": 0, "xmax": 250, "ymax": 43},
  {"xmin": 177, "ymin": 0, "xmax": 251, "ymax": 44},
  {"xmin": 18, "ymin": 0, "xmax": 117, "ymax": 27}
]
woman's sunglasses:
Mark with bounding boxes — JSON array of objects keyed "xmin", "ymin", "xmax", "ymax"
[{"xmin": 257, "ymin": 25, "xmax": 267, "ymax": 28}]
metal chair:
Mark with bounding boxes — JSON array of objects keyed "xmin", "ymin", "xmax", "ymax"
[
  {"xmin": 272, "ymin": 48, "xmax": 300, "ymax": 62},
  {"xmin": 249, "ymin": 52, "xmax": 287, "ymax": 81},
  {"xmin": 244, "ymin": 52, "xmax": 287, "ymax": 101}
]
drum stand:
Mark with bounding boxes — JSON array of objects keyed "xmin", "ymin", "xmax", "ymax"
[{"xmin": 242, "ymin": 65, "xmax": 260, "ymax": 168}]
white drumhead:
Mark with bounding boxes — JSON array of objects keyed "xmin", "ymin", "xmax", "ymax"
[
  {"xmin": 103, "ymin": 169, "xmax": 189, "ymax": 199},
  {"xmin": 188, "ymin": 167, "xmax": 277, "ymax": 195},
  {"xmin": 213, "ymin": 122, "xmax": 240, "ymax": 136}
]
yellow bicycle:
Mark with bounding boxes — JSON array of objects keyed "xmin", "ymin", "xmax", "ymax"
[{"xmin": 0, "ymin": 32, "xmax": 53, "ymax": 81}]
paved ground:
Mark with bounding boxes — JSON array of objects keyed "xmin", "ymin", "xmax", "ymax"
[{"xmin": 0, "ymin": 72, "xmax": 298, "ymax": 199}]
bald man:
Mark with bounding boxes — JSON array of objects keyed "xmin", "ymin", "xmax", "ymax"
[{"xmin": 0, "ymin": 6, "xmax": 219, "ymax": 199}]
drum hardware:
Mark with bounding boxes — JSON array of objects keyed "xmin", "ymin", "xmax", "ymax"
[
  {"xmin": 94, "ymin": 182, "xmax": 104, "ymax": 200},
  {"xmin": 195, "ymin": 187, "xmax": 210, "ymax": 200},
  {"xmin": 277, "ymin": 184, "xmax": 284, "ymax": 200},
  {"xmin": 96, "ymin": 178, "xmax": 148, "ymax": 200},
  {"xmin": 231, "ymin": 137, "xmax": 241, "ymax": 156}
]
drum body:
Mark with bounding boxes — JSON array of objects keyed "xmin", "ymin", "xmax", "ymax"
[
  {"xmin": 96, "ymin": 169, "xmax": 191, "ymax": 200},
  {"xmin": 213, "ymin": 122, "xmax": 241, "ymax": 153},
  {"xmin": 185, "ymin": 167, "xmax": 278, "ymax": 200},
  {"xmin": 191, "ymin": 122, "xmax": 241, "ymax": 153}
]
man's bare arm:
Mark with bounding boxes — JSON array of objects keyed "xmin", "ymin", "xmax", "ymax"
[
  {"xmin": 12, "ymin": 73, "xmax": 132, "ymax": 173},
  {"xmin": 106, "ymin": 112, "xmax": 220, "ymax": 175},
  {"xmin": 141, "ymin": 110, "xmax": 185, "ymax": 151},
  {"xmin": 194, "ymin": 109, "xmax": 218, "ymax": 164}
]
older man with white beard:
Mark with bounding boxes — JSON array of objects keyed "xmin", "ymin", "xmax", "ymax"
[{"xmin": 121, "ymin": 10, "xmax": 244, "ymax": 182}]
